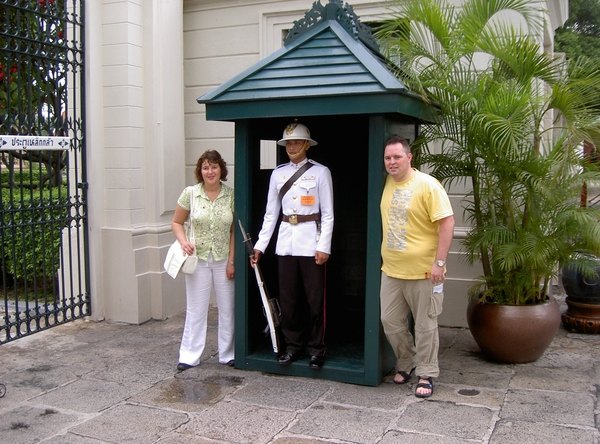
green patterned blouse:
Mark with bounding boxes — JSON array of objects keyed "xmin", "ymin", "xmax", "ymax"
[{"xmin": 177, "ymin": 183, "xmax": 234, "ymax": 261}]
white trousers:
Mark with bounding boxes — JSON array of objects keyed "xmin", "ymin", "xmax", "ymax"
[{"xmin": 179, "ymin": 253, "xmax": 235, "ymax": 366}]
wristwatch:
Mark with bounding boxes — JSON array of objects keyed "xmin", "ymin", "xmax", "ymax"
[{"xmin": 435, "ymin": 259, "xmax": 446, "ymax": 267}]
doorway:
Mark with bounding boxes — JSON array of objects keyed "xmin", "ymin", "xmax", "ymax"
[{"xmin": 244, "ymin": 115, "xmax": 373, "ymax": 365}]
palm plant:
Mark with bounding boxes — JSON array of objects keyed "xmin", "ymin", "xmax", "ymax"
[{"xmin": 376, "ymin": 0, "xmax": 600, "ymax": 305}]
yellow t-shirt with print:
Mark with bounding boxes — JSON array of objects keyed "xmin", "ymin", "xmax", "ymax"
[{"xmin": 380, "ymin": 170, "xmax": 453, "ymax": 280}]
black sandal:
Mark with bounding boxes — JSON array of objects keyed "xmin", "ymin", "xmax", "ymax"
[
  {"xmin": 393, "ymin": 367, "xmax": 415, "ymax": 385},
  {"xmin": 415, "ymin": 377, "xmax": 433, "ymax": 398}
]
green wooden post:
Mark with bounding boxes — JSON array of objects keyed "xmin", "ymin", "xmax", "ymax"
[
  {"xmin": 364, "ymin": 115, "xmax": 389, "ymax": 385},
  {"xmin": 234, "ymin": 121, "xmax": 251, "ymax": 369}
]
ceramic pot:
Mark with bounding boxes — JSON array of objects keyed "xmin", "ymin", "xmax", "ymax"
[
  {"xmin": 466, "ymin": 300, "xmax": 561, "ymax": 363},
  {"xmin": 561, "ymin": 260, "xmax": 600, "ymax": 304},
  {"xmin": 561, "ymin": 259, "xmax": 600, "ymax": 333}
]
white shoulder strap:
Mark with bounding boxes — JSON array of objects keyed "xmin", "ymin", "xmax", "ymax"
[{"xmin": 187, "ymin": 185, "xmax": 196, "ymax": 243}]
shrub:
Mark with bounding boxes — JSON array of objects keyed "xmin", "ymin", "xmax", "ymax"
[{"xmin": 1, "ymin": 186, "xmax": 69, "ymax": 286}]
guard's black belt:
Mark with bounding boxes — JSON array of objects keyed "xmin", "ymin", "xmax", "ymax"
[{"xmin": 282, "ymin": 213, "xmax": 320, "ymax": 225}]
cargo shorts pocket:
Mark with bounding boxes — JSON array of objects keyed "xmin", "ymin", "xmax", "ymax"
[{"xmin": 428, "ymin": 291, "xmax": 444, "ymax": 318}]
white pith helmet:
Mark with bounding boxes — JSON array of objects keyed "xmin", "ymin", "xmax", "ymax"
[{"xmin": 277, "ymin": 121, "xmax": 318, "ymax": 146}]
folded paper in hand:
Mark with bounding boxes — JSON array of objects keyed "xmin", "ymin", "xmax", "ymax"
[
  {"xmin": 164, "ymin": 241, "xmax": 198, "ymax": 278},
  {"xmin": 164, "ymin": 184, "xmax": 198, "ymax": 278}
]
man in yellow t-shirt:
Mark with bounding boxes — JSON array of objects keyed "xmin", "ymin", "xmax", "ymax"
[{"xmin": 380, "ymin": 136, "xmax": 454, "ymax": 398}]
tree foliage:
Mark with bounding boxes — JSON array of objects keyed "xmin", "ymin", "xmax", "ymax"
[
  {"xmin": 555, "ymin": 0, "xmax": 600, "ymax": 60},
  {"xmin": 0, "ymin": 0, "xmax": 69, "ymax": 187}
]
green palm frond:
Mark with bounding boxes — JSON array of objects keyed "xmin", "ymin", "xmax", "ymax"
[
  {"xmin": 379, "ymin": 0, "xmax": 600, "ymax": 304},
  {"xmin": 459, "ymin": 0, "xmax": 544, "ymax": 42}
]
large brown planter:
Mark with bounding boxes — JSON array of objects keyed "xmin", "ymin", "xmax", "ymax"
[{"xmin": 466, "ymin": 300, "xmax": 561, "ymax": 364}]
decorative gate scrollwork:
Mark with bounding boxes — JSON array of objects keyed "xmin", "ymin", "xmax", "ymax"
[{"xmin": 0, "ymin": 0, "xmax": 89, "ymax": 344}]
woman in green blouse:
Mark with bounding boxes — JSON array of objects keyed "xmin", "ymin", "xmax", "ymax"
[{"xmin": 171, "ymin": 150, "xmax": 235, "ymax": 371}]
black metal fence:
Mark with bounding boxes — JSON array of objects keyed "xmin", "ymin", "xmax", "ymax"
[{"xmin": 0, "ymin": 0, "xmax": 89, "ymax": 344}]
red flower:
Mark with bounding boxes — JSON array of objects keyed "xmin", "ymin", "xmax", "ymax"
[{"xmin": 57, "ymin": 30, "xmax": 64, "ymax": 39}]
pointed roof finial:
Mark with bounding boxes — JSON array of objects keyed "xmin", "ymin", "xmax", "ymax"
[{"xmin": 283, "ymin": 0, "xmax": 379, "ymax": 53}]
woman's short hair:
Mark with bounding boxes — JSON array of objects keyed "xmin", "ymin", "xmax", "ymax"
[{"xmin": 195, "ymin": 150, "xmax": 228, "ymax": 183}]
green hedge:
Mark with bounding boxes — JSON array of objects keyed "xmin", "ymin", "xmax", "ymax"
[
  {"xmin": 1, "ymin": 168, "xmax": 46, "ymax": 189},
  {"xmin": 1, "ymin": 187, "xmax": 69, "ymax": 283}
]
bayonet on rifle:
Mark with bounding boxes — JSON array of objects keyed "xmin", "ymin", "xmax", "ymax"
[{"xmin": 238, "ymin": 219, "xmax": 280, "ymax": 354}]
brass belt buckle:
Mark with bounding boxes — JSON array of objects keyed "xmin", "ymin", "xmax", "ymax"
[{"xmin": 289, "ymin": 215, "xmax": 298, "ymax": 225}]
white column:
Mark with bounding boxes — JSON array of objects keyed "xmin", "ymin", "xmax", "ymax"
[{"xmin": 86, "ymin": 0, "xmax": 186, "ymax": 324}]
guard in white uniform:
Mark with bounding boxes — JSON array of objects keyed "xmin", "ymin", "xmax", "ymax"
[{"xmin": 252, "ymin": 122, "xmax": 334, "ymax": 368}]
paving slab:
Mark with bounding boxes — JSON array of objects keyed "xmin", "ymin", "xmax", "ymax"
[
  {"xmin": 0, "ymin": 404, "xmax": 84, "ymax": 444},
  {"xmin": 130, "ymin": 376, "xmax": 234, "ymax": 412},
  {"xmin": 394, "ymin": 399, "xmax": 496, "ymax": 441},
  {"xmin": 231, "ymin": 374, "xmax": 330, "ymax": 410},
  {"xmin": 379, "ymin": 430, "xmax": 476, "ymax": 443},
  {"xmin": 68, "ymin": 403, "xmax": 188, "ymax": 443},
  {"xmin": 288, "ymin": 402, "xmax": 397, "ymax": 443},
  {"xmin": 0, "ymin": 363, "xmax": 82, "ymax": 405},
  {"xmin": 439, "ymin": 336, "xmax": 515, "ymax": 391},
  {"xmin": 489, "ymin": 420, "xmax": 598, "ymax": 444},
  {"xmin": 510, "ymin": 364, "xmax": 594, "ymax": 392},
  {"xmin": 323, "ymin": 379, "xmax": 410, "ymax": 410},
  {"xmin": 30, "ymin": 377, "xmax": 143, "ymax": 413},
  {"xmin": 1, "ymin": 302, "xmax": 599, "ymax": 444},
  {"xmin": 271, "ymin": 438, "xmax": 344, "ymax": 444},
  {"xmin": 43, "ymin": 433, "xmax": 111, "ymax": 443},
  {"xmin": 535, "ymin": 347, "xmax": 599, "ymax": 372},
  {"xmin": 175, "ymin": 366, "xmax": 250, "ymax": 387},
  {"xmin": 88, "ymin": 353, "xmax": 176, "ymax": 387},
  {"xmin": 0, "ymin": 329, "xmax": 85, "ymax": 372},
  {"xmin": 500, "ymin": 388, "xmax": 596, "ymax": 427},
  {"xmin": 180, "ymin": 400, "xmax": 296, "ymax": 444},
  {"xmin": 422, "ymin": 382, "xmax": 505, "ymax": 409},
  {"xmin": 40, "ymin": 318, "xmax": 129, "ymax": 346},
  {"xmin": 435, "ymin": 367, "xmax": 513, "ymax": 391},
  {"xmin": 155, "ymin": 432, "xmax": 225, "ymax": 443}
]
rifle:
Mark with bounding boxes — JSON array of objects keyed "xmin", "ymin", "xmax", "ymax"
[{"xmin": 237, "ymin": 219, "xmax": 281, "ymax": 354}]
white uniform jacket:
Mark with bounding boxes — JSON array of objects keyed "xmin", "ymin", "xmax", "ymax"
[{"xmin": 254, "ymin": 159, "xmax": 334, "ymax": 257}]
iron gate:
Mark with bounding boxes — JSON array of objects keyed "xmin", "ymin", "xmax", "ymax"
[{"xmin": 0, "ymin": 0, "xmax": 89, "ymax": 344}]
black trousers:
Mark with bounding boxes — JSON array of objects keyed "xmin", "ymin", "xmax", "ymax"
[{"xmin": 277, "ymin": 255, "xmax": 326, "ymax": 357}]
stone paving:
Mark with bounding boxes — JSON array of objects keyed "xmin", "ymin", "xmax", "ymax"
[{"xmin": 0, "ymin": 296, "xmax": 598, "ymax": 444}]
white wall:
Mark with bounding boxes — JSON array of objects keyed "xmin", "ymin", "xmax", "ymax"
[
  {"xmin": 86, "ymin": 0, "xmax": 187, "ymax": 323},
  {"xmin": 181, "ymin": 0, "xmax": 568, "ymax": 327},
  {"xmin": 183, "ymin": 0, "xmax": 395, "ymax": 185},
  {"xmin": 83, "ymin": 0, "xmax": 567, "ymax": 325}
]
